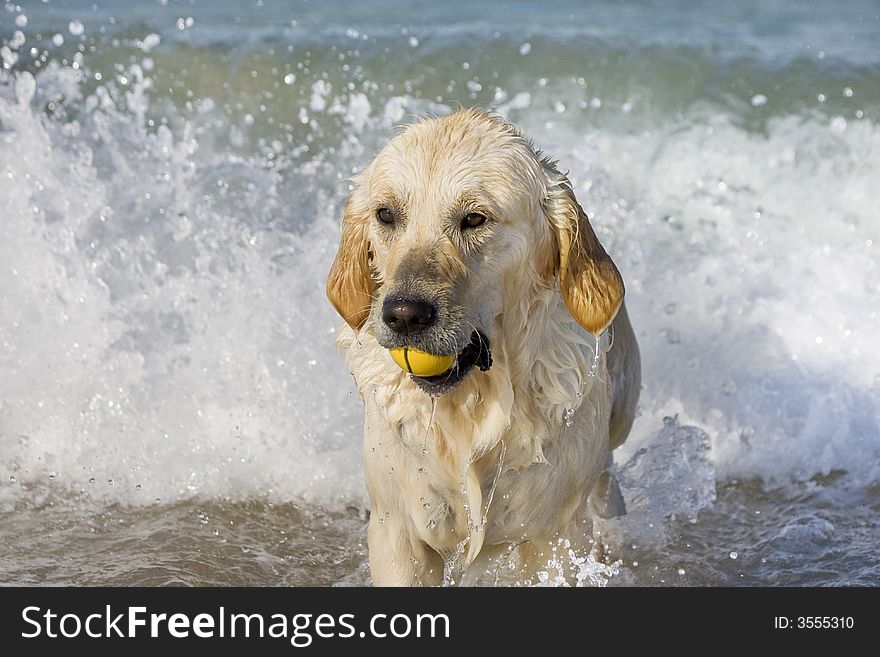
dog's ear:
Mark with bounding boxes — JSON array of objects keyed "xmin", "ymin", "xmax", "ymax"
[
  {"xmin": 327, "ymin": 196, "xmax": 374, "ymax": 331},
  {"xmin": 543, "ymin": 172, "xmax": 624, "ymax": 336}
]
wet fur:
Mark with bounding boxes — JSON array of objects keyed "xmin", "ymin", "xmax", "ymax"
[{"xmin": 327, "ymin": 109, "xmax": 640, "ymax": 586}]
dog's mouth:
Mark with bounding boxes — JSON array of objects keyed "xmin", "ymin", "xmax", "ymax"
[{"xmin": 410, "ymin": 330, "xmax": 492, "ymax": 395}]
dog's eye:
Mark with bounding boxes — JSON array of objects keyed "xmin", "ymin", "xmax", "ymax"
[
  {"xmin": 461, "ymin": 212, "xmax": 486, "ymax": 229},
  {"xmin": 376, "ymin": 208, "xmax": 395, "ymax": 225}
]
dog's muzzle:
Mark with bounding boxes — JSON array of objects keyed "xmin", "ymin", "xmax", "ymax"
[{"xmin": 409, "ymin": 330, "xmax": 492, "ymax": 395}]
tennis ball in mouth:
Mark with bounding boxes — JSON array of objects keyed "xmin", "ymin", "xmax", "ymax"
[{"xmin": 389, "ymin": 347, "xmax": 455, "ymax": 377}]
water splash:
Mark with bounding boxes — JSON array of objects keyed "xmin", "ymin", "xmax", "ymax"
[
  {"xmin": 533, "ymin": 539, "xmax": 622, "ymax": 587},
  {"xmin": 441, "ymin": 538, "xmax": 470, "ymax": 587},
  {"xmin": 1, "ymin": 0, "xmax": 879, "ymax": 587}
]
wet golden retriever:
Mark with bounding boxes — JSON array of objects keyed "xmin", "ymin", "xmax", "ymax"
[{"xmin": 327, "ymin": 108, "xmax": 640, "ymax": 586}]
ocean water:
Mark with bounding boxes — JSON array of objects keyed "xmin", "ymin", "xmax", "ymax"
[{"xmin": 1, "ymin": 0, "xmax": 878, "ymax": 586}]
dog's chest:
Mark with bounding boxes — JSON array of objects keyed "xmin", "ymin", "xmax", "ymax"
[{"xmin": 361, "ymin": 375, "xmax": 611, "ymax": 554}]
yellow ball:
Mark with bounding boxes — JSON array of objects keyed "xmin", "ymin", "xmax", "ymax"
[{"xmin": 389, "ymin": 347, "xmax": 456, "ymax": 377}]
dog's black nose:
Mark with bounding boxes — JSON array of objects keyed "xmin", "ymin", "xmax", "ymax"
[{"xmin": 382, "ymin": 297, "xmax": 436, "ymax": 334}]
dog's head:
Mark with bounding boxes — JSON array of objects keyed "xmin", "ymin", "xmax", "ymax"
[{"xmin": 327, "ymin": 109, "xmax": 623, "ymax": 394}]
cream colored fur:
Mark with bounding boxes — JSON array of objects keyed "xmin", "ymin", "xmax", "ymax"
[{"xmin": 327, "ymin": 109, "xmax": 640, "ymax": 586}]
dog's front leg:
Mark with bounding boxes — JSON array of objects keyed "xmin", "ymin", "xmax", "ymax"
[{"xmin": 367, "ymin": 513, "xmax": 443, "ymax": 586}]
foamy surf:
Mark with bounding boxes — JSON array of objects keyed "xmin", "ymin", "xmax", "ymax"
[{"xmin": 1, "ymin": 0, "xmax": 878, "ymax": 586}]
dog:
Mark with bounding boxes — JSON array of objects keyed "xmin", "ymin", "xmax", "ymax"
[{"xmin": 326, "ymin": 108, "xmax": 640, "ymax": 586}]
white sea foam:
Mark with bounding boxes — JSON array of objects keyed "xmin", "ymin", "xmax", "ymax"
[
  {"xmin": 0, "ymin": 66, "xmax": 366, "ymax": 508},
  {"xmin": 0, "ymin": 19, "xmax": 878, "ymax": 525},
  {"xmin": 572, "ymin": 113, "xmax": 880, "ymax": 486}
]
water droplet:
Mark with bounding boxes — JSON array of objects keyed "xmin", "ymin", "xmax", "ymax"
[
  {"xmin": 750, "ymin": 94, "xmax": 768, "ymax": 107},
  {"xmin": 588, "ymin": 333, "xmax": 601, "ymax": 376},
  {"xmin": 47, "ymin": 472, "xmax": 57, "ymax": 480},
  {"xmin": 8, "ymin": 475, "xmax": 16, "ymax": 484},
  {"xmin": 68, "ymin": 20, "xmax": 85, "ymax": 36},
  {"xmin": 408, "ymin": 36, "xmax": 419, "ymax": 48},
  {"xmin": 283, "ymin": 73, "xmax": 296, "ymax": 85},
  {"xmin": 519, "ymin": 42, "xmax": 531, "ymax": 56},
  {"xmin": 135, "ymin": 483, "xmax": 142, "ymax": 490},
  {"xmin": 678, "ymin": 568, "xmax": 686, "ymax": 575},
  {"xmin": 563, "ymin": 408, "xmax": 575, "ymax": 427},
  {"xmin": 14, "ymin": 71, "xmax": 36, "ymax": 106},
  {"xmin": 665, "ymin": 329, "xmax": 681, "ymax": 344},
  {"xmin": 422, "ymin": 502, "xmax": 431, "ymax": 510},
  {"xmin": 729, "ymin": 551, "xmax": 738, "ymax": 560},
  {"xmin": 107, "ymin": 479, "xmax": 114, "ymax": 486},
  {"xmin": 88, "ymin": 477, "xmax": 96, "ymax": 484}
]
